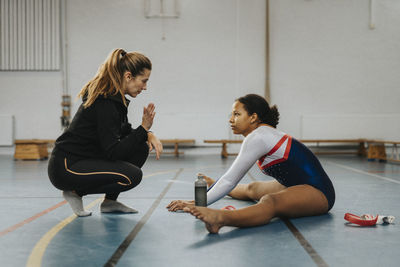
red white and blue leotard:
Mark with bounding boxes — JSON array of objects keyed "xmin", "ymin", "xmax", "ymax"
[{"xmin": 207, "ymin": 126, "xmax": 335, "ymax": 210}]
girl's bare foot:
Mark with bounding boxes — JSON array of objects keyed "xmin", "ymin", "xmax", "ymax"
[
  {"xmin": 202, "ymin": 175, "xmax": 215, "ymax": 188},
  {"xmin": 185, "ymin": 206, "xmax": 225, "ymax": 234}
]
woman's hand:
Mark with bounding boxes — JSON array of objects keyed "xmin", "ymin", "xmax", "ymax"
[
  {"xmin": 141, "ymin": 103, "xmax": 155, "ymax": 131},
  {"xmin": 147, "ymin": 132, "xmax": 163, "ymax": 160},
  {"xmin": 166, "ymin": 200, "xmax": 195, "ymax": 212}
]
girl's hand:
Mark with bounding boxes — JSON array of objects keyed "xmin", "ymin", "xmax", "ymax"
[
  {"xmin": 166, "ymin": 200, "xmax": 195, "ymax": 212},
  {"xmin": 147, "ymin": 132, "xmax": 163, "ymax": 160},
  {"xmin": 141, "ymin": 103, "xmax": 155, "ymax": 131}
]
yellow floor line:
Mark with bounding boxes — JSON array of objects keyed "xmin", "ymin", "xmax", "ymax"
[
  {"xmin": 143, "ymin": 169, "xmax": 181, "ymax": 178},
  {"xmin": 26, "ymin": 164, "xmax": 226, "ymax": 266},
  {"xmin": 26, "ymin": 198, "xmax": 102, "ymax": 267},
  {"xmin": 25, "ymin": 168, "xmax": 182, "ymax": 267}
]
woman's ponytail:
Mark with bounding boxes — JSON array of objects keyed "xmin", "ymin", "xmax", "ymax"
[
  {"xmin": 104, "ymin": 49, "xmax": 126, "ymax": 98},
  {"xmin": 78, "ymin": 48, "xmax": 151, "ymax": 108}
]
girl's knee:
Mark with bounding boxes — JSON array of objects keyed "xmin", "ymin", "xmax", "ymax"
[
  {"xmin": 259, "ymin": 194, "xmax": 276, "ymax": 207},
  {"xmin": 254, "ymin": 194, "xmax": 279, "ymax": 222},
  {"xmin": 247, "ymin": 181, "xmax": 263, "ymax": 200}
]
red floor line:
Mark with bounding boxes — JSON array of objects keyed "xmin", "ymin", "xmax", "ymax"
[{"xmin": 0, "ymin": 200, "xmax": 67, "ymax": 237}]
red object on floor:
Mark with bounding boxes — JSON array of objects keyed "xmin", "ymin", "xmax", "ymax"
[
  {"xmin": 344, "ymin": 213, "xmax": 378, "ymax": 226},
  {"xmin": 221, "ymin": 205, "xmax": 236, "ymax": 210}
]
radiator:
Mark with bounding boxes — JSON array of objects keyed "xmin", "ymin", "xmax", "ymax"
[
  {"xmin": 0, "ymin": 0, "xmax": 61, "ymax": 71},
  {"xmin": 0, "ymin": 115, "xmax": 14, "ymax": 146}
]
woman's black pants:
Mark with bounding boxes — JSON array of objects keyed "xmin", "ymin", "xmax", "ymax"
[{"xmin": 48, "ymin": 143, "xmax": 149, "ymax": 200}]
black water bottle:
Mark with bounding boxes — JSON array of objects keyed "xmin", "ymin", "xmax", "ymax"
[{"xmin": 195, "ymin": 175, "xmax": 207, "ymax": 206}]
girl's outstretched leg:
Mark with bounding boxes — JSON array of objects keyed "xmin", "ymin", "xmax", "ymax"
[
  {"xmin": 203, "ymin": 175, "xmax": 215, "ymax": 187},
  {"xmin": 203, "ymin": 175, "xmax": 252, "ymax": 200},
  {"xmin": 184, "ymin": 195, "xmax": 276, "ymax": 234},
  {"xmin": 185, "ymin": 185, "xmax": 329, "ymax": 234},
  {"xmin": 205, "ymin": 175, "xmax": 286, "ymax": 201}
]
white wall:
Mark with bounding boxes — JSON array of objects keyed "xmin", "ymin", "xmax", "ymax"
[
  {"xmin": 0, "ymin": 0, "xmax": 266, "ymax": 144},
  {"xmin": 67, "ymin": 0, "xmax": 266, "ymax": 143},
  {"xmin": 0, "ymin": 71, "xmax": 62, "ymax": 140},
  {"xmin": 269, "ymin": 0, "xmax": 400, "ymax": 140},
  {"xmin": 1, "ymin": 0, "xmax": 399, "ymax": 147}
]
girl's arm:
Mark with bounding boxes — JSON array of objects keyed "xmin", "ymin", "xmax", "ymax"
[{"xmin": 206, "ymin": 133, "xmax": 268, "ymax": 205}]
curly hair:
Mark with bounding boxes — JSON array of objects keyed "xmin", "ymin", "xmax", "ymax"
[{"xmin": 236, "ymin": 94, "xmax": 280, "ymax": 128}]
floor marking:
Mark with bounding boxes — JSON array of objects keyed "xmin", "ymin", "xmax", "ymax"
[
  {"xmin": 0, "ymin": 200, "xmax": 67, "ymax": 237},
  {"xmin": 153, "ymin": 165, "xmax": 228, "ymax": 185},
  {"xmin": 144, "ymin": 169, "xmax": 181, "ymax": 178},
  {"xmin": 283, "ymin": 219, "xmax": 328, "ymax": 267},
  {"xmin": 23, "ymin": 167, "xmax": 182, "ymax": 267},
  {"xmin": 166, "ymin": 179, "xmax": 192, "ymax": 184},
  {"xmin": 367, "ymin": 170, "xmax": 400, "ymax": 174},
  {"xmin": 184, "ymin": 164, "xmax": 226, "ymax": 172},
  {"xmin": 26, "ymin": 198, "xmax": 102, "ymax": 267},
  {"xmin": 328, "ymin": 161, "xmax": 400, "ymax": 185},
  {"xmin": 105, "ymin": 168, "xmax": 184, "ymax": 267},
  {"xmin": 0, "ymin": 168, "xmax": 180, "ymax": 239},
  {"xmin": 143, "ymin": 164, "xmax": 225, "ymax": 179}
]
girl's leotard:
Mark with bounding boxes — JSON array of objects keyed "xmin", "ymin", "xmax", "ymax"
[{"xmin": 207, "ymin": 126, "xmax": 335, "ymax": 210}]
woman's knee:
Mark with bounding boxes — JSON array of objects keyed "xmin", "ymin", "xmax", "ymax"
[
  {"xmin": 48, "ymin": 156, "xmax": 72, "ymax": 191},
  {"xmin": 127, "ymin": 167, "xmax": 143, "ymax": 188},
  {"xmin": 127, "ymin": 143, "xmax": 149, "ymax": 167}
]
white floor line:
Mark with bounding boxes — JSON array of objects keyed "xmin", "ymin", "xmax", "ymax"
[
  {"xmin": 166, "ymin": 180, "xmax": 192, "ymax": 185},
  {"xmin": 327, "ymin": 161, "xmax": 400, "ymax": 185}
]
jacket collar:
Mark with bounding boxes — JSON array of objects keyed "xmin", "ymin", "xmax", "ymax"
[
  {"xmin": 88, "ymin": 93, "xmax": 130, "ymax": 107},
  {"xmin": 108, "ymin": 93, "xmax": 130, "ymax": 106}
]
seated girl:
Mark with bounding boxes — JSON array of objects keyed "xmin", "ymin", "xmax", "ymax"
[{"xmin": 167, "ymin": 94, "xmax": 335, "ymax": 234}]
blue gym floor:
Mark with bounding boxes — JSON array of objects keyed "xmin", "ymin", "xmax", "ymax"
[{"xmin": 0, "ymin": 149, "xmax": 399, "ymax": 267}]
